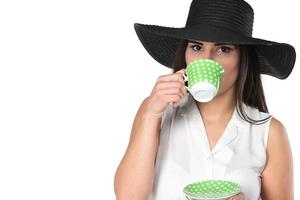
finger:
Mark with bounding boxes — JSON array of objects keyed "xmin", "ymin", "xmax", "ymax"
[
  {"xmin": 170, "ymin": 98, "xmax": 182, "ymax": 108},
  {"xmin": 157, "ymin": 73, "xmax": 185, "ymax": 83},
  {"xmin": 176, "ymin": 68, "xmax": 188, "ymax": 85},
  {"xmin": 156, "ymin": 88, "xmax": 184, "ymax": 98},
  {"xmin": 163, "ymin": 94, "xmax": 182, "ymax": 105},
  {"xmin": 175, "ymin": 69, "xmax": 186, "ymax": 81},
  {"xmin": 156, "ymin": 81, "xmax": 184, "ymax": 89},
  {"xmin": 228, "ymin": 192, "xmax": 244, "ymax": 200},
  {"xmin": 155, "ymin": 81, "xmax": 186, "ymax": 94},
  {"xmin": 172, "ymin": 101, "xmax": 181, "ymax": 108},
  {"xmin": 157, "ymin": 77, "xmax": 186, "ymax": 93},
  {"xmin": 175, "ymin": 68, "xmax": 186, "ymax": 75}
]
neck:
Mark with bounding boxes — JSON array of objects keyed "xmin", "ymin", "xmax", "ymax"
[{"xmin": 196, "ymin": 86, "xmax": 237, "ymax": 121}]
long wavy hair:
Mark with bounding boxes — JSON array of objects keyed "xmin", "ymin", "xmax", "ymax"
[{"xmin": 171, "ymin": 39, "xmax": 271, "ymax": 125}]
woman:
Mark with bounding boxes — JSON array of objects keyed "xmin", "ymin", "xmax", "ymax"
[{"xmin": 114, "ymin": 0, "xmax": 295, "ymax": 199}]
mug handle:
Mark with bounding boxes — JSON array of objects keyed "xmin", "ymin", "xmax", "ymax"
[
  {"xmin": 182, "ymin": 74, "xmax": 191, "ymax": 93},
  {"xmin": 185, "ymin": 195, "xmax": 192, "ymax": 200}
]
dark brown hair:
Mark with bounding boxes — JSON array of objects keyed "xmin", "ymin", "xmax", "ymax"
[{"xmin": 172, "ymin": 39, "xmax": 271, "ymax": 125}]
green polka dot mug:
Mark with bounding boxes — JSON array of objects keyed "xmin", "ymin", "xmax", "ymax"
[
  {"xmin": 183, "ymin": 59, "xmax": 225, "ymax": 102},
  {"xmin": 183, "ymin": 180, "xmax": 241, "ymax": 200}
]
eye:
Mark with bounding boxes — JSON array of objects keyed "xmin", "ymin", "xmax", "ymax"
[
  {"xmin": 218, "ymin": 46, "xmax": 233, "ymax": 53},
  {"xmin": 190, "ymin": 44, "xmax": 202, "ymax": 51}
]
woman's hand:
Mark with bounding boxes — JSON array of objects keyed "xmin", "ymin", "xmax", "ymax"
[
  {"xmin": 228, "ymin": 192, "xmax": 247, "ymax": 200},
  {"xmin": 143, "ymin": 69, "xmax": 187, "ymax": 119}
]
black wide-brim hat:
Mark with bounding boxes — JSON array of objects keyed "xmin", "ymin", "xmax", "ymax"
[{"xmin": 134, "ymin": 0, "xmax": 296, "ymax": 79}]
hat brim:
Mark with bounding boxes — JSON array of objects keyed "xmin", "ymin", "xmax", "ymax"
[{"xmin": 134, "ymin": 23, "xmax": 296, "ymax": 79}]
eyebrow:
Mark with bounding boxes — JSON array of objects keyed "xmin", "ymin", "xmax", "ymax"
[{"xmin": 188, "ymin": 40, "xmax": 233, "ymax": 46}]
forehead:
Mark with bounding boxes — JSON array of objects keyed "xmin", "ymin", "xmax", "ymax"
[{"xmin": 188, "ymin": 40, "xmax": 237, "ymax": 46}]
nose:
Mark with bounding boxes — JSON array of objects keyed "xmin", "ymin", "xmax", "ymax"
[{"xmin": 200, "ymin": 48, "xmax": 214, "ymax": 60}]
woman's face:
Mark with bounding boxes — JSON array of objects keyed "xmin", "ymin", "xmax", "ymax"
[{"xmin": 185, "ymin": 40, "xmax": 240, "ymax": 97}]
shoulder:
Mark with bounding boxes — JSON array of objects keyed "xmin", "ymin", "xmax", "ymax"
[
  {"xmin": 267, "ymin": 116, "xmax": 291, "ymax": 160},
  {"xmin": 261, "ymin": 117, "xmax": 293, "ymax": 199},
  {"xmin": 269, "ymin": 117, "xmax": 285, "ymax": 132},
  {"xmin": 266, "ymin": 117, "xmax": 292, "ymax": 166},
  {"xmin": 243, "ymin": 104, "xmax": 292, "ymax": 159},
  {"xmin": 268, "ymin": 117, "xmax": 290, "ymax": 151}
]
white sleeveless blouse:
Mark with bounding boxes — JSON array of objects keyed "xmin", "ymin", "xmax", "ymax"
[{"xmin": 149, "ymin": 94, "xmax": 272, "ymax": 200}]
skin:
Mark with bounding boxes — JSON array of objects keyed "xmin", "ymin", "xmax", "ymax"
[
  {"xmin": 114, "ymin": 40, "xmax": 293, "ymax": 199},
  {"xmin": 185, "ymin": 40, "xmax": 294, "ymax": 199},
  {"xmin": 185, "ymin": 40, "xmax": 241, "ymax": 151}
]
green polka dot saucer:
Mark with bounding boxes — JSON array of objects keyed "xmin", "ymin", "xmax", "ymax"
[{"xmin": 183, "ymin": 180, "xmax": 241, "ymax": 200}]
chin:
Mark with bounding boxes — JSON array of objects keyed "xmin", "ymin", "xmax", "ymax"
[{"xmin": 217, "ymin": 84, "xmax": 236, "ymax": 97}]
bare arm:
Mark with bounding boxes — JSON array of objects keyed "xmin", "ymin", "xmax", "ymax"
[
  {"xmin": 261, "ymin": 117, "xmax": 294, "ymax": 200},
  {"xmin": 114, "ymin": 70, "xmax": 187, "ymax": 200},
  {"xmin": 114, "ymin": 98, "xmax": 162, "ymax": 200}
]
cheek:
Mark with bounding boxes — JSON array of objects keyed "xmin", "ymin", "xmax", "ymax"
[
  {"xmin": 185, "ymin": 47, "xmax": 199, "ymax": 65},
  {"xmin": 185, "ymin": 48, "xmax": 193, "ymax": 65},
  {"xmin": 220, "ymin": 63, "xmax": 239, "ymax": 90},
  {"xmin": 217, "ymin": 53, "xmax": 240, "ymax": 86}
]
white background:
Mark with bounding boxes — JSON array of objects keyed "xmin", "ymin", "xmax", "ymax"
[{"xmin": 0, "ymin": 0, "xmax": 299, "ymax": 199}]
